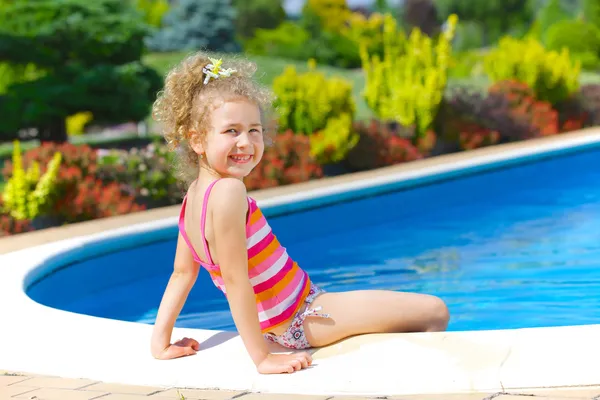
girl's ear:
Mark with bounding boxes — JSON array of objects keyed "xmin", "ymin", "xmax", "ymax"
[{"xmin": 188, "ymin": 130, "xmax": 205, "ymax": 155}]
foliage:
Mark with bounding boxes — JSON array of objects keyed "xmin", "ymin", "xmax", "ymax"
[
  {"xmin": 146, "ymin": 0, "xmax": 240, "ymax": 53},
  {"xmin": 0, "ymin": 196, "xmax": 33, "ymax": 237},
  {"xmin": 2, "ymin": 141, "xmax": 62, "ymax": 220},
  {"xmin": 483, "ymin": 36, "xmax": 581, "ymax": 105},
  {"xmin": 244, "ymin": 22, "xmax": 312, "ymax": 61},
  {"xmin": 443, "ymin": 80, "xmax": 561, "ymax": 144},
  {"xmin": 533, "ymin": 0, "xmax": 571, "ymax": 42},
  {"xmin": 66, "ymin": 112, "xmax": 93, "ymax": 136},
  {"xmin": 402, "ymin": 0, "xmax": 440, "ymax": 37},
  {"xmin": 580, "ymin": 84, "xmax": 600, "ymax": 126},
  {"xmin": 455, "ymin": 121, "xmax": 500, "ymax": 151},
  {"xmin": 452, "ymin": 21, "xmax": 484, "ymax": 52},
  {"xmin": 245, "ymin": 130, "xmax": 323, "ymax": 190},
  {"xmin": 582, "ymin": 0, "xmax": 600, "ymax": 27},
  {"xmin": 344, "ymin": 11, "xmax": 385, "ymax": 59},
  {"xmin": 133, "ymin": 0, "xmax": 169, "ymax": 28},
  {"xmin": 345, "ymin": 119, "xmax": 423, "ymax": 171},
  {"xmin": 436, "ymin": 0, "xmax": 534, "ymax": 45},
  {"xmin": 0, "ymin": 63, "xmax": 45, "ymax": 95},
  {"xmin": 1, "ymin": 142, "xmax": 143, "ymax": 223},
  {"xmin": 309, "ymin": 113, "xmax": 359, "ymax": 164},
  {"xmin": 272, "ymin": 60, "xmax": 355, "ymax": 136},
  {"xmin": 360, "ymin": 13, "xmax": 458, "ymax": 140},
  {"xmin": 0, "ymin": 0, "xmax": 162, "ymax": 142},
  {"xmin": 233, "ymin": 0, "xmax": 286, "ymax": 39},
  {"xmin": 301, "ymin": 0, "xmax": 351, "ymax": 33},
  {"xmin": 98, "ymin": 142, "xmax": 182, "ymax": 207},
  {"xmin": 545, "ymin": 19, "xmax": 600, "ymax": 70}
]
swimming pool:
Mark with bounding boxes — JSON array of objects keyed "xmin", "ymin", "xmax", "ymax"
[{"xmin": 26, "ymin": 145, "xmax": 600, "ymax": 332}]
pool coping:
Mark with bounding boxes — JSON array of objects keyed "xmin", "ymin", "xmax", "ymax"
[{"xmin": 1, "ymin": 128, "xmax": 600, "ymax": 396}]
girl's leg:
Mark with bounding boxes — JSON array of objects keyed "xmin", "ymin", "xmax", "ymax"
[{"xmin": 303, "ymin": 290, "xmax": 449, "ymax": 348}]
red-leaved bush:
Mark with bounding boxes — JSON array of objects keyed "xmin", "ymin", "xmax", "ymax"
[
  {"xmin": 2, "ymin": 142, "xmax": 144, "ymax": 227},
  {"xmin": 345, "ymin": 119, "xmax": 423, "ymax": 171}
]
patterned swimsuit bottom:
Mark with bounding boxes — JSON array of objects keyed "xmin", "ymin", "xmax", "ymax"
[{"xmin": 264, "ymin": 283, "xmax": 330, "ymax": 350}]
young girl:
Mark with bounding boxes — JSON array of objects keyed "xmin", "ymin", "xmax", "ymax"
[{"xmin": 150, "ymin": 52, "xmax": 450, "ymax": 375}]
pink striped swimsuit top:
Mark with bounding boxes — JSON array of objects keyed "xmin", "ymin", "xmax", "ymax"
[{"xmin": 178, "ymin": 179, "xmax": 312, "ymax": 333}]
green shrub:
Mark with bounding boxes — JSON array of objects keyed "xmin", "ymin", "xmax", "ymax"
[
  {"xmin": 244, "ymin": 22, "xmax": 311, "ymax": 61},
  {"xmin": 545, "ymin": 19, "xmax": 600, "ymax": 70},
  {"xmin": 484, "ymin": 36, "xmax": 580, "ymax": 105},
  {"xmin": 233, "ymin": 0, "xmax": 286, "ymax": 39},
  {"xmin": 133, "ymin": 0, "xmax": 169, "ymax": 28},
  {"xmin": 98, "ymin": 142, "xmax": 181, "ymax": 207}
]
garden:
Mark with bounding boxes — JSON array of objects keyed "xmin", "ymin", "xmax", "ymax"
[{"xmin": 2, "ymin": 0, "xmax": 600, "ymax": 237}]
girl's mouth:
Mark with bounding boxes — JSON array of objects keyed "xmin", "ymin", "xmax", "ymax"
[{"xmin": 229, "ymin": 154, "xmax": 252, "ymax": 164}]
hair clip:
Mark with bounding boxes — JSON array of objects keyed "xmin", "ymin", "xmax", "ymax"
[{"xmin": 202, "ymin": 58, "xmax": 236, "ymax": 85}]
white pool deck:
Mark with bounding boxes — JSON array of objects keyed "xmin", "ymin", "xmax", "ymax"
[{"xmin": 1, "ymin": 129, "xmax": 600, "ymax": 399}]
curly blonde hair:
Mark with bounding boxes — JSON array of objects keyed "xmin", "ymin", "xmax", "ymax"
[{"xmin": 152, "ymin": 51, "xmax": 275, "ymax": 186}]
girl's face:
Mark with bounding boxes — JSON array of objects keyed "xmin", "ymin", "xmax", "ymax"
[{"xmin": 200, "ymin": 98, "xmax": 265, "ymax": 180}]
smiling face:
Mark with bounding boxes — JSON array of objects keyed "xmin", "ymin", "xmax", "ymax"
[{"xmin": 193, "ymin": 98, "xmax": 265, "ymax": 180}]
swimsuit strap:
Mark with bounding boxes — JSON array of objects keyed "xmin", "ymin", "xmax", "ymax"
[
  {"xmin": 178, "ymin": 195, "xmax": 202, "ymax": 262},
  {"xmin": 200, "ymin": 179, "xmax": 222, "ymax": 265}
]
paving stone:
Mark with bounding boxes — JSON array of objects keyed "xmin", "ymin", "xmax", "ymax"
[
  {"xmin": 12, "ymin": 387, "xmax": 105, "ymax": 400},
  {"xmin": 154, "ymin": 388, "xmax": 244, "ymax": 399},
  {"xmin": 235, "ymin": 394, "xmax": 328, "ymax": 400},
  {"xmin": 97, "ymin": 395, "xmax": 174, "ymax": 400},
  {"xmin": 0, "ymin": 385, "xmax": 38, "ymax": 398},
  {"xmin": 13, "ymin": 377, "xmax": 98, "ymax": 390},
  {"xmin": 82, "ymin": 382, "xmax": 164, "ymax": 395},
  {"xmin": 502, "ymin": 388, "xmax": 600, "ymax": 399},
  {"xmin": 0, "ymin": 376, "xmax": 32, "ymax": 386},
  {"xmin": 388, "ymin": 394, "xmax": 493, "ymax": 400}
]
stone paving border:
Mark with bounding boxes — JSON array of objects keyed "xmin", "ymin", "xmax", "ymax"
[{"xmin": 2, "ymin": 371, "xmax": 600, "ymax": 400}]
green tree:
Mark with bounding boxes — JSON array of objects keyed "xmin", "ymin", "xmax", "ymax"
[
  {"xmin": 146, "ymin": 0, "xmax": 240, "ymax": 52},
  {"xmin": 233, "ymin": 0, "xmax": 286, "ymax": 39},
  {"xmin": 435, "ymin": 0, "xmax": 534, "ymax": 44},
  {"xmin": 0, "ymin": 0, "xmax": 162, "ymax": 143}
]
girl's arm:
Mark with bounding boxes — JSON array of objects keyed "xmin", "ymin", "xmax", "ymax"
[
  {"xmin": 211, "ymin": 178, "xmax": 311, "ymax": 374},
  {"xmin": 150, "ymin": 235, "xmax": 200, "ymax": 359}
]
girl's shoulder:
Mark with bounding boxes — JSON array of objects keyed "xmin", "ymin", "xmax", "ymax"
[{"xmin": 207, "ymin": 178, "xmax": 249, "ymax": 214}]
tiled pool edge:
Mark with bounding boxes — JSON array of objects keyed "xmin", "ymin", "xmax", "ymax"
[{"xmin": 1, "ymin": 128, "xmax": 600, "ymax": 396}]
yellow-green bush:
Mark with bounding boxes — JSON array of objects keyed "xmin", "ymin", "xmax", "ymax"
[
  {"xmin": 66, "ymin": 111, "xmax": 93, "ymax": 136},
  {"xmin": 360, "ymin": 13, "xmax": 458, "ymax": 140},
  {"xmin": 2, "ymin": 141, "xmax": 62, "ymax": 220},
  {"xmin": 343, "ymin": 11, "xmax": 385, "ymax": 59},
  {"xmin": 484, "ymin": 36, "xmax": 581, "ymax": 105},
  {"xmin": 309, "ymin": 113, "xmax": 359, "ymax": 164},
  {"xmin": 272, "ymin": 59, "xmax": 355, "ymax": 135},
  {"xmin": 302, "ymin": 0, "xmax": 351, "ymax": 33},
  {"xmin": 134, "ymin": 0, "xmax": 169, "ymax": 27}
]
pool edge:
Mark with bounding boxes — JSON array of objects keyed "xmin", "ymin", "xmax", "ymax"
[{"xmin": 1, "ymin": 128, "xmax": 600, "ymax": 395}]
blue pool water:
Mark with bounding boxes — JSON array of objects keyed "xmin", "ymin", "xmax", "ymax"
[{"xmin": 27, "ymin": 147, "xmax": 600, "ymax": 332}]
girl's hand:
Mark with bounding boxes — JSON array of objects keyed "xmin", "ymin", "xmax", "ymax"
[
  {"xmin": 256, "ymin": 352, "xmax": 313, "ymax": 374},
  {"xmin": 153, "ymin": 337, "xmax": 200, "ymax": 360}
]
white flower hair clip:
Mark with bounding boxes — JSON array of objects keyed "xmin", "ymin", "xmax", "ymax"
[{"xmin": 202, "ymin": 58, "xmax": 236, "ymax": 85}]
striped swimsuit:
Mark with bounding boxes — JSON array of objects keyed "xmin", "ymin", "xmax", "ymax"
[{"xmin": 178, "ymin": 179, "xmax": 315, "ymax": 334}]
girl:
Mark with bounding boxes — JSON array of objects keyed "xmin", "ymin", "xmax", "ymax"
[{"xmin": 150, "ymin": 52, "xmax": 450, "ymax": 375}]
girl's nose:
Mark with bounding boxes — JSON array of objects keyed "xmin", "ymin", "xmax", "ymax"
[{"xmin": 237, "ymin": 131, "xmax": 251, "ymax": 147}]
